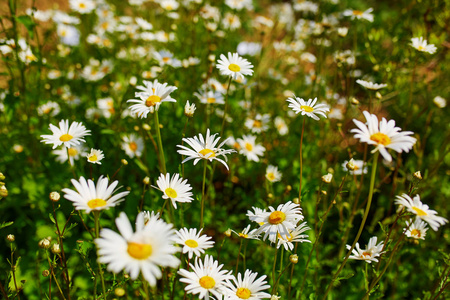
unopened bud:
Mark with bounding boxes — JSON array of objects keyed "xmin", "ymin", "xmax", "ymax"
[
  {"xmin": 184, "ymin": 100, "xmax": 196, "ymax": 117},
  {"xmin": 267, "ymin": 193, "xmax": 273, "ymax": 198},
  {"xmin": 115, "ymin": 287, "xmax": 126, "ymax": 297},
  {"xmin": 39, "ymin": 238, "xmax": 51, "ymax": 249},
  {"xmin": 7, "ymin": 234, "xmax": 15, "ymax": 242},
  {"xmin": 321, "ymin": 190, "xmax": 327, "ymax": 195},
  {"xmin": 129, "ymin": 76, "xmax": 137, "ymax": 86},
  {"xmin": 51, "ymin": 243, "xmax": 61, "ymax": 254},
  {"xmin": 375, "ymin": 92, "xmax": 382, "ymax": 99},
  {"xmin": 143, "ymin": 176, "xmax": 150, "ymax": 185},
  {"xmin": 293, "ymin": 197, "xmax": 300, "ymax": 204},
  {"xmin": 42, "ymin": 270, "xmax": 50, "ymax": 277},
  {"xmin": 350, "ymin": 97, "xmax": 359, "ymax": 105},
  {"xmin": 346, "ymin": 158, "xmax": 357, "ymax": 171},
  {"xmin": 121, "ymin": 159, "xmax": 128, "ymax": 166},
  {"xmin": 286, "ymin": 185, "xmax": 292, "ymax": 191},
  {"xmin": 142, "ymin": 124, "xmax": 151, "ymax": 131},
  {"xmin": 337, "ymin": 27, "xmax": 348, "ymax": 37},
  {"xmin": 0, "ymin": 173, "xmax": 5, "ymax": 180},
  {"xmin": 49, "ymin": 191, "xmax": 60, "ymax": 202},
  {"xmin": 290, "ymin": 254, "xmax": 298, "ymax": 264},
  {"xmin": 224, "ymin": 228, "xmax": 232, "ymax": 237},
  {"xmin": 322, "ymin": 173, "xmax": 333, "ymax": 184},
  {"xmin": 413, "ymin": 171, "xmax": 422, "ymax": 180},
  {"xmin": 0, "ymin": 186, "xmax": 8, "ymax": 197}
]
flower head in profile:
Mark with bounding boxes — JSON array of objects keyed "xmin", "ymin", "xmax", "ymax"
[
  {"xmin": 237, "ymin": 135, "xmax": 265, "ymax": 162},
  {"xmin": 347, "ymin": 236, "xmax": 384, "ymax": 263},
  {"xmin": 405, "ymin": 218, "xmax": 428, "ymax": 240},
  {"xmin": 276, "ymin": 221, "xmax": 311, "ymax": 251},
  {"xmin": 395, "ymin": 194, "xmax": 448, "ymax": 231},
  {"xmin": 177, "ymin": 129, "xmax": 236, "ymax": 170},
  {"xmin": 343, "ymin": 8, "xmax": 374, "ymax": 22},
  {"xmin": 153, "ymin": 173, "xmax": 194, "ymax": 209},
  {"xmin": 41, "ymin": 119, "xmax": 91, "ymax": 149},
  {"xmin": 178, "ymin": 255, "xmax": 232, "ymax": 299},
  {"xmin": 351, "ymin": 111, "xmax": 416, "ymax": 162},
  {"xmin": 265, "ymin": 165, "xmax": 282, "ymax": 183},
  {"xmin": 224, "ymin": 269, "xmax": 271, "ymax": 299},
  {"xmin": 174, "ymin": 228, "xmax": 215, "ymax": 259},
  {"xmin": 62, "ymin": 176, "xmax": 129, "ymax": 213},
  {"xmin": 52, "ymin": 145, "xmax": 87, "ymax": 165},
  {"xmin": 216, "ymin": 52, "xmax": 254, "ymax": 80},
  {"xmin": 231, "ymin": 224, "xmax": 260, "ymax": 240},
  {"xmin": 127, "ymin": 79, "xmax": 177, "ymax": 118},
  {"xmin": 87, "ymin": 148, "xmax": 104, "ymax": 164},
  {"xmin": 286, "ymin": 97, "xmax": 330, "ymax": 121},
  {"xmin": 95, "ymin": 212, "xmax": 180, "ymax": 285},
  {"xmin": 410, "ymin": 37, "xmax": 437, "ymax": 54},
  {"xmin": 356, "ymin": 79, "xmax": 387, "ymax": 90}
]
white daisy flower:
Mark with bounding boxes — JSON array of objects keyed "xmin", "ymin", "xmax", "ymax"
[
  {"xmin": 153, "ymin": 50, "xmax": 182, "ymax": 67},
  {"xmin": 244, "ymin": 114, "xmax": 271, "ymax": 134},
  {"xmin": 347, "ymin": 236, "xmax": 384, "ymax": 263},
  {"xmin": 433, "ymin": 96, "xmax": 446, "ymax": 108},
  {"xmin": 69, "ymin": 0, "xmax": 96, "ymax": 14},
  {"xmin": 404, "ymin": 218, "xmax": 428, "ymax": 240},
  {"xmin": 394, "ymin": 194, "xmax": 448, "ymax": 231},
  {"xmin": 237, "ymin": 135, "xmax": 265, "ymax": 162},
  {"xmin": 87, "ymin": 148, "xmax": 104, "ymax": 164},
  {"xmin": 194, "ymin": 89, "xmax": 225, "ymax": 105},
  {"xmin": 356, "ymin": 79, "xmax": 387, "ymax": 90},
  {"xmin": 184, "ymin": 100, "xmax": 196, "ymax": 117},
  {"xmin": 154, "ymin": 173, "xmax": 194, "ymax": 209},
  {"xmin": 216, "ymin": 52, "xmax": 254, "ymax": 80},
  {"xmin": 351, "ymin": 111, "xmax": 417, "ymax": 162},
  {"xmin": 95, "ymin": 212, "xmax": 180, "ymax": 285},
  {"xmin": 286, "ymin": 96, "xmax": 330, "ymax": 121},
  {"xmin": 177, "ymin": 129, "xmax": 236, "ymax": 170},
  {"xmin": 121, "ymin": 134, "xmax": 144, "ymax": 158},
  {"xmin": 250, "ymin": 201, "xmax": 304, "ymax": 243},
  {"xmin": 342, "ymin": 8, "xmax": 374, "ymax": 22},
  {"xmin": 276, "ymin": 222, "xmax": 311, "ymax": 251},
  {"xmin": 274, "ymin": 116, "xmax": 288, "ymax": 136},
  {"xmin": 127, "ymin": 79, "xmax": 177, "ymax": 118},
  {"xmin": 246, "ymin": 207, "xmax": 267, "ymax": 225},
  {"xmin": 342, "ymin": 159, "xmax": 368, "ymax": 175},
  {"xmin": 37, "ymin": 101, "xmax": 60, "ymax": 117},
  {"xmin": 178, "ymin": 255, "xmax": 233, "ymax": 300},
  {"xmin": 174, "ymin": 228, "xmax": 215, "ymax": 259},
  {"xmin": 52, "ymin": 145, "xmax": 87, "ymax": 165},
  {"xmin": 231, "ymin": 225, "xmax": 260, "ymax": 240},
  {"xmin": 224, "ymin": 269, "xmax": 271, "ymax": 299},
  {"xmin": 410, "ymin": 37, "xmax": 437, "ymax": 54},
  {"xmin": 62, "ymin": 176, "xmax": 129, "ymax": 213},
  {"xmin": 41, "ymin": 119, "xmax": 91, "ymax": 149},
  {"xmin": 265, "ymin": 165, "xmax": 282, "ymax": 183}
]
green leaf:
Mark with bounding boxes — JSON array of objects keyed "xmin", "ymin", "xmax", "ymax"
[
  {"xmin": 16, "ymin": 15, "xmax": 35, "ymax": 38},
  {"xmin": 134, "ymin": 158, "xmax": 149, "ymax": 173},
  {"xmin": 0, "ymin": 221, "xmax": 13, "ymax": 229},
  {"xmin": 49, "ymin": 213, "xmax": 55, "ymax": 224}
]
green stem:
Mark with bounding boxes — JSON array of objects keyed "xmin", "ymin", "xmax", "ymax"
[
  {"xmin": 299, "ymin": 118, "xmax": 306, "ymax": 202},
  {"xmin": 154, "ymin": 111, "xmax": 166, "ymax": 174},
  {"xmin": 200, "ymin": 160, "xmax": 208, "ymax": 228},
  {"xmin": 220, "ymin": 77, "xmax": 233, "ymax": 137},
  {"xmin": 142, "ymin": 277, "xmax": 151, "ymax": 300},
  {"xmin": 235, "ymin": 239, "xmax": 243, "ymax": 274},
  {"xmin": 271, "ymin": 246, "xmax": 279, "ymax": 294},
  {"xmin": 94, "ymin": 211, "xmax": 107, "ymax": 298},
  {"xmin": 322, "ymin": 152, "xmax": 379, "ymax": 300}
]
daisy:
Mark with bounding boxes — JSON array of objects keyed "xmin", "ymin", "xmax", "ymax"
[
  {"xmin": 286, "ymin": 96, "xmax": 330, "ymax": 121},
  {"xmin": 347, "ymin": 236, "xmax": 384, "ymax": 263},
  {"xmin": 216, "ymin": 52, "xmax": 254, "ymax": 80},
  {"xmin": 177, "ymin": 129, "xmax": 236, "ymax": 170},
  {"xmin": 127, "ymin": 79, "xmax": 177, "ymax": 117},
  {"xmin": 221, "ymin": 13, "xmax": 241, "ymax": 30},
  {"xmin": 249, "ymin": 201, "xmax": 304, "ymax": 243},
  {"xmin": 224, "ymin": 270, "xmax": 271, "ymax": 299},
  {"xmin": 95, "ymin": 212, "xmax": 180, "ymax": 285},
  {"xmin": 87, "ymin": 148, "xmax": 104, "ymax": 164},
  {"xmin": 342, "ymin": 8, "xmax": 374, "ymax": 22},
  {"xmin": 153, "ymin": 50, "xmax": 182, "ymax": 67},
  {"xmin": 410, "ymin": 37, "xmax": 437, "ymax": 54},
  {"xmin": 185, "ymin": 100, "xmax": 196, "ymax": 117},
  {"xmin": 62, "ymin": 176, "xmax": 129, "ymax": 213},
  {"xmin": 194, "ymin": 90, "xmax": 225, "ymax": 105},
  {"xmin": 265, "ymin": 165, "xmax": 282, "ymax": 183},
  {"xmin": 41, "ymin": 119, "xmax": 91, "ymax": 149},
  {"xmin": 351, "ymin": 111, "xmax": 417, "ymax": 162},
  {"xmin": 174, "ymin": 228, "xmax": 215, "ymax": 259},
  {"xmin": 342, "ymin": 159, "xmax": 368, "ymax": 175},
  {"xmin": 274, "ymin": 116, "xmax": 288, "ymax": 135},
  {"xmin": 153, "ymin": 173, "xmax": 194, "ymax": 209},
  {"xmin": 276, "ymin": 222, "xmax": 311, "ymax": 251},
  {"xmin": 356, "ymin": 79, "xmax": 387, "ymax": 90},
  {"xmin": 121, "ymin": 134, "xmax": 144, "ymax": 158},
  {"xmin": 37, "ymin": 101, "xmax": 60, "ymax": 117},
  {"xmin": 244, "ymin": 114, "xmax": 271, "ymax": 134},
  {"xmin": 404, "ymin": 218, "xmax": 428, "ymax": 240},
  {"xmin": 433, "ymin": 96, "xmax": 446, "ymax": 108},
  {"xmin": 52, "ymin": 145, "xmax": 87, "ymax": 165},
  {"xmin": 179, "ymin": 255, "xmax": 232, "ymax": 299},
  {"xmin": 394, "ymin": 194, "xmax": 448, "ymax": 231},
  {"xmin": 246, "ymin": 207, "xmax": 267, "ymax": 226},
  {"xmin": 237, "ymin": 135, "xmax": 265, "ymax": 162},
  {"xmin": 231, "ymin": 225, "xmax": 260, "ymax": 240},
  {"xmin": 69, "ymin": 0, "xmax": 96, "ymax": 14}
]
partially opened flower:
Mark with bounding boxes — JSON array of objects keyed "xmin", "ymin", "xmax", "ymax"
[
  {"xmin": 276, "ymin": 221, "xmax": 311, "ymax": 251},
  {"xmin": 224, "ymin": 269, "xmax": 271, "ymax": 299},
  {"xmin": 405, "ymin": 218, "xmax": 428, "ymax": 240},
  {"xmin": 286, "ymin": 96, "xmax": 329, "ymax": 121},
  {"xmin": 351, "ymin": 111, "xmax": 416, "ymax": 162},
  {"xmin": 216, "ymin": 52, "xmax": 254, "ymax": 80},
  {"xmin": 231, "ymin": 224, "xmax": 260, "ymax": 240},
  {"xmin": 41, "ymin": 119, "xmax": 91, "ymax": 149},
  {"xmin": 95, "ymin": 212, "xmax": 180, "ymax": 285},
  {"xmin": 153, "ymin": 173, "xmax": 194, "ymax": 209},
  {"xmin": 356, "ymin": 79, "xmax": 387, "ymax": 90},
  {"xmin": 410, "ymin": 37, "xmax": 437, "ymax": 54},
  {"xmin": 174, "ymin": 228, "xmax": 215, "ymax": 259},
  {"xmin": 342, "ymin": 8, "xmax": 374, "ymax": 22},
  {"xmin": 347, "ymin": 236, "xmax": 384, "ymax": 263},
  {"xmin": 62, "ymin": 176, "xmax": 129, "ymax": 213}
]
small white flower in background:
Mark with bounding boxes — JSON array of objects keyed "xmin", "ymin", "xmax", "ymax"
[
  {"xmin": 351, "ymin": 111, "xmax": 416, "ymax": 162},
  {"xmin": 245, "ymin": 114, "xmax": 271, "ymax": 134},
  {"xmin": 225, "ymin": 0, "xmax": 253, "ymax": 10},
  {"xmin": 87, "ymin": 149, "xmax": 104, "ymax": 164},
  {"xmin": 97, "ymin": 97, "xmax": 115, "ymax": 118},
  {"xmin": 356, "ymin": 79, "xmax": 387, "ymax": 90},
  {"xmin": 221, "ymin": 12, "xmax": 241, "ymax": 30},
  {"xmin": 154, "ymin": 173, "xmax": 194, "ymax": 209},
  {"xmin": 153, "ymin": 50, "xmax": 182, "ymax": 67},
  {"xmin": 37, "ymin": 101, "xmax": 60, "ymax": 117},
  {"xmin": 286, "ymin": 96, "xmax": 330, "ymax": 121},
  {"xmin": 237, "ymin": 135, "xmax": 265, "ymax": 162},
  {"xmin": 410, "ymin": 37, "xmax": 437, "ymax": 54},
  {"xmin": 195, "ymin": 89, "xmax": 225, "ymax": 105},
  {"xmin": 394, "ymin": 194, "xmax": 448, "ymax": 231},
  {"xmin": 342, "ymin": 159, "xmax": 368, "ymax": 175},
  {"xmin": 413, "ymin": 171, "xmax": 422, "ymax": 180},
  {"xmin": 69, "ymin": 0, "xmax": 96, "ymax": 14},
  {"xmin": 265, "ymin": 165, "xmax": 282, "ymax": 183},
  {"xmin": 347, "ymin": 236, "xmax": 384, "ymax": 263},
  {"xmin": 237, "ymin": 41, "xmax": 262, "ymax": 56},
  {"xmin": 52, "ymin": 145, "xmax": 87, "ymax": 165},
  {"xmin": 433, "ymin": 96, "xmax": 446, "ymax": 108},
  {"xmin": 184, "ymin": 100, "xmax": 196, "ymax": 117},
  {"xmin": 121, "ymin": 134, "xmax": 144, "ymax": 158},
  {"xmin": 405, "ymin": 218, "xmax": 428, "ymax": 240},
  {"xmin": 223, "ymin": 269, "xmax": 271, "ymax": 299},
  {"xmin": 41, "ymin": 119, "xmax": 91, "ymax": 149},
  {"xmin": 174, "ymin": 228, "xmax": 215, "ymax": 259},
  {"xmin": 322, "ymin": 173, "xmax": 333, "ymax": 184},
  {"xmin": 343, "ymin": 8, "xmax": 374, "ymax": 22},
  {"xmin": 271, "ymin": 295, "xmax": 281, "ymax": 300},
  {"xmin": 337, "ymin": 27, "xmax": 348, "ymax": 37},
  {"xmin": 274, "ymin": 116, "xmax": 288, "ymax": 135},
  {"xmin": 216, "ymin": 52, "xmax": 254, "ymax": 80}
]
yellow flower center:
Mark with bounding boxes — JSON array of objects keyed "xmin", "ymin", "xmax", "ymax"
[
  {"xmin": 127, "ymin": 242, "xmax": 152, "ymax": 260},
  {"xmin": 245, "ymin": 143, "xmax": 253, "ymax": 151},
  {"xmin": 236, "ymin": 287, "xmax": 251, "ymax": 299},
  {"xmin": 79, "ymin": 3, "xmax": 86, "ymax": 9},
  {"xmin": 88, "ymin": 154, "xmax": 98, "ymax": 162},
  {"xmin": 199, "ymin": 276, "xmax": 215, "ymax": 289},
  {"xmin": 362, "ymin": 251, "xmax": 371, "ymax": 258},
  {"xmin": 417, "ymin": 45, "xmax": 425, "ymax": 51},
  {"xmin": 87, "ymin": 198, "xmax": 107, "ymax": 209},
  {"xmin": 145, "ymin": 95, "xmax": 161, "ymax": 107},
  {"xmin": 238, "ymin": 233, "xmax": 249, "ymax": 238},
  {"xmin": 300, "ymin": 105, "xmax": 314, "ymax": 113},
  {"xmin": 411, "ymin": 229, "xmax": 421, "ymax": 238},
  {"xmin": 412, "ymin": 206, "xmax": 427, "ymax": 216},
  {"xmin": 267, "ymin": 172, "xmax": 275, "ymax": 181},
  {"xmin": 228, "ymin": 63, "xmax": 241, "ymax": 72},
  {"xmin": 370, "ymin": 132, "xmax": 391, "ymax": 146},
  {"xmin": 165, "ymin": 187, "xmax": 178, "ymax": 198},
  {"xmin": 199, "ymin": 148, "xmax": 216, "ymax": 158},
  {"xmin": 68, "ymin": 148, "xmax": 78, "ymax": 157},
  {"xmin": 162, "ymin": 57, "xmax": 170, "ymax": 62},
  {"xmin": 353, "ymin": 10, "xmax": 363, "ymax": 16},
  {"xmin": 253, "ymin": 120, "xmax": 262, "ymax": 128},
  {"xmin": 268, "ymin": 211, "xmax": 286, "ymax": 225},
  {"xmin": 60, "ymin": 134, "xmax": 73, "ymax": 142},
  {"xmin": 207, "ymin": 97, "xmax": 216, "ymax": 103},
  {"xmin": 185, "ymin": 239, "xmax": 198, "ymax": 248},
  {"xmin": 129, "ymin": 142, "xmax": 138, "ymax": 152}
]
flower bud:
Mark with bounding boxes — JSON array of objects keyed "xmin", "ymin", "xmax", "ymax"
[
  {"xmin": 143, "ymin": 176, "xmax": 150, "ymax": 185},
  {"xmin": 224, "ymin": 228, "xmax": 232, "ymax": 237},
  {"xmin": 49, "ymin": 191, "xmax": 60, "ymax": 202},
  {"xmin": 375, "ymin": 92, "xmax": 382, "ymax": 99},
  {"xmin": 51, "ymin": 243, "xmax": 61, "ymax": 254},
  {"xmin": 289, "ymin": 254, "xmax": 298, "ymax": 264},
  {"xmin": 42, "ymin": 270, "xmax": 50, "ymax": 277},
  {"xmin": 0, "ymin": 186, "xmax": 8, "ymax": 197},
  {"xmin": 346, "ymin": 158, "xmax": 357, "ymax": 171},
  {"xmin": 142, "ymin": 123, "xmax": 151, "ymax": 131},
  {"xmin": 184, "ymin": 100, "xmax": 196, "ymax": 117},
  {"xmin": 39, "ymin": 238, "xmax": 51, "ymax": 249},
  {"xmin": 337, "ymin": 27, "xmax": 348, "ymax": 37},
  {"xmin": 115, "ymin": 287, "xmax": 126, "ymax": 297},
  {"xmin": 7, "ymin": 234, "xmax": 15, "ymax": 242},
  {"xmin": 121, "ymin": 159, "xmax": 128, "ymax": 166},
  {"xmin": 413, "ymin": 171, "xmax": 422, "ymax": 180},
  {"xmin": 322, "ymin": 173, "xmax": 333, "ymax": 184},
  {"xmin": 350, "ymin": 97, "xmax": 359, "ymax": 105},
  {"xmin": 0, "ymin": 173, "xmax": 5, "ymax": 181},
  {"xmin": 271, "ymin": 295, "xmax": 281, "ymax": 300},
  {"xmin": 293, "ymin": 197, "xmax": 300, "ymax": 204}
]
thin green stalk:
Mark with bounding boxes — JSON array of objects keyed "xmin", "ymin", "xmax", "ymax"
[
  {"xmin": 154, "ymin": 111, "xmax": 167, "ymax": 174},
  {"xmin": 235, "ymin": 239, "xmax": 244, "ymax": 274},
  {"xmin": 181, "ymin": 118, "xmax": 189, "ymax": 178},
  {"xmin": 200, "ymin": 160, "xmax": 208, "ymax": 228},
  {"xmin": 45, "ymin": 251, "xmax": 66, "ymax": 300},
  {"xmin": 52, "ymin": 202, "xmax": 71, "ymax": 299},
  {"xmin": 220, "ymin": 77, "xmax": 233, "ymax": 137},
  {"xmin": 271, "ymin": 246, "xmax": 279, "ymax": 294},
  {"xmin": 322, "ymin": 152, "xmax": 379, "ymax": 300},
  {"xmin": 142, "ymin": 277, "xmax": 151, "ymax": 300},
  {"xmin": 299, "ymin": 118, "xmax": 306, "ymax": 202},
  {"xmin": 10, "ymin": 243, "xmax": 20, "ymax": 300},
  {"xmin": 94, "ymin": 211, "xmax": 107, "ymax": 298}
]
